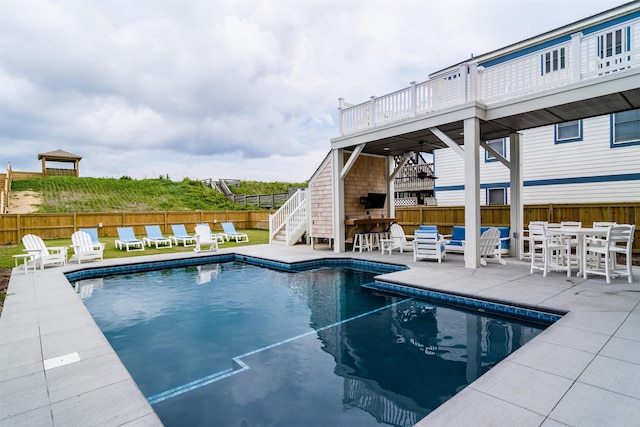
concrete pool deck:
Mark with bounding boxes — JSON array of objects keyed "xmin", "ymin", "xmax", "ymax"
[{"xmin": 1, "ymin": 244, "xmax": 639, "ymax": 426}]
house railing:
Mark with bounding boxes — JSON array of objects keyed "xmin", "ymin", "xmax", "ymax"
[
  {"xmin": 394, "ymin": 163, "xmax": 436, "ymax": 191},
  {"xmin": 269, "ymin": 189, "xmax": 306, "ymax": 243},
  {"xmin": 339, "ymin": 15, "xmax": 640, "ymax": 135}
]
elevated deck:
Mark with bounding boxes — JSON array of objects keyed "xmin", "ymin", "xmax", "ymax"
[{"xmin": 332, "ymin": 7, "xmax": 640, "ymax": 155}]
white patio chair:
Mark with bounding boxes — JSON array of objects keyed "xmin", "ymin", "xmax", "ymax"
[
  {"xmin": 413, "ymin": 231, "xmax": 446, "ymax": 263},
  {"xmin": 529, "ymin": 224, "xmax": 571, "ymax": 277},
  {"xmin": 479, "ymin": 227, "xmax": 506, "ymax": 266},
  {"xmin": 21, "ymin": 234, "xmax": 67, "ymax": 269},
  {"xmin": 79, "ymin": 227, "xmax": 106, "ymax": 250},
  {"xmin": 521, "ymin": 221, "xmax": 548, "ymax": 261},
  {"xmin": 386, "ymin": 223, "xmax": 414, "ymax": 254},
  {"xmin": 593, "ymin": 221, "xmax": 617, "ymax": 228},
  {"xmin": 196, "ymin": 223, "xmax": 226, "ymax": 244},
  {"xmin": 194, "ymin": 225, "xmax": 219, "ymax": 252},
  {"xmin": 583, "ymin": 224, "xmax": 635, "ymax": 284},
  {"xmin": 70, "ymin": 231, "xmax": 104, "ymax": 264}
]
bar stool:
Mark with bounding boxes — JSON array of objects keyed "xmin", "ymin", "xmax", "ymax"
[
  {"xmin": 352, "ymin": 233, "xmax": 370, "ymax": 252},
  {"xmin": 367, "ymin": 232, "xmax": 381, "ymax": 251}
]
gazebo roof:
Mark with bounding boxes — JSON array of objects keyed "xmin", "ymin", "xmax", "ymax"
[{"xmin": 38, "ymin": 149, "xmax": 82, "ymax": 161}]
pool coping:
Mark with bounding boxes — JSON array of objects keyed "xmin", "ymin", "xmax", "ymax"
[{"xmin": 1, "ymin": 244, "xmax": 639, "ymax": 426}]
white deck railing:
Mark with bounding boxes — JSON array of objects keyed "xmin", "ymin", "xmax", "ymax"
[
  {"xmin": 339, "ymin": 17, "xmax": 640, "ymax": 135},
  {"xmin": 394, "ymin": 163, "xmax": 436, "ymax": 192}
]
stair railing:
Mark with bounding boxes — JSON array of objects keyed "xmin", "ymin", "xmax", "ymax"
[
  {"xmin": 284, "ymin": 199, "xmax": 308, "ymax": 245},
  {"xmin": 269, "ymin": 189, "xmax": 306, "ymax": 243}
]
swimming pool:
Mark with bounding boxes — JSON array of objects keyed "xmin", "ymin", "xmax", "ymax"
[{"xmin": 73, "ymin": 258, "xmax": 551, "ymax": 426}]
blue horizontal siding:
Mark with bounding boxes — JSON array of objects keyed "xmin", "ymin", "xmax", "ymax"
[{"xmin": 435, "ymin": 173, "xmax": 640, "ymax": 192}]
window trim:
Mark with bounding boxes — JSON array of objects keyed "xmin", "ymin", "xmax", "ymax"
[
  {"xmin": 610, "ymin": 110, "xmax": 640, "ymax": 148},
  {"xmin": 554, "ymin": 120, "xmax": 583, "ymax": 144},
  {"xmin": 484, "ymin": 138, "xmax": 506, "ymax": 163},
  {"xmin": 486, "ymin": 187, "xmax": 507, "ymax": 205}
]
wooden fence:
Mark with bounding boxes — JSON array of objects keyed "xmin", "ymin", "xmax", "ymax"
[
  {"xmin": 0, "ymin": 210, "xmax": 273, "ymax": 245},
  {"xmin": 395, "ymin": 202, "xmax": 640, "ymax": 253}
]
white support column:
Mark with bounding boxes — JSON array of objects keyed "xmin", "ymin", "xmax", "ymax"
[
  {"xmin": 464, "ymin": 118, "xmax": 481, "ymax": 268},
  {"xmin": 571, "ymin": 32, "xmax": 582, "ymax": 82},
  {"xmin": 332, "ymin": 149, "xmax": 346, "ymax": 253},
  {"xmin": 387, "ymin": 156, "xmax": 395, "ymax": 219},
  {"xmin": 509, "ymin": 132, "xmax": 524, "ymax": 258}
]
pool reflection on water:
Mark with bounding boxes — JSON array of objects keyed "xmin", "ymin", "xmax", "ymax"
[{"xmin": 77, "ymin": 262, "xmax": 547, "ymax": 427}]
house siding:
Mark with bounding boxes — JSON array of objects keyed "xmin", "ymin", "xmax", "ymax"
[
  {"xmin": 343, "ymin": 153, "xmax": 387, "ymax": 220},
  {"xmin": 308, "ymin": 152, "xmax": 387, "ymax": 240},
  {"xmin": 309, "ymin": 156, "xmax": 334, "ymax": 239},
  {"xmin": 433, "ymin": 113, "xmax": 640, "ymax": 206}
]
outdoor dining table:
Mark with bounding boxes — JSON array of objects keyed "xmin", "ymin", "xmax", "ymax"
[{"xmin": 545, "ymin": 226, "xmax": 610, "ymax": 278}]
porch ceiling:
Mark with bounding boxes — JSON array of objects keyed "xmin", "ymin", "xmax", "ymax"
[{"xmin": 351, "ymin": 85, "xmax": 640, "ymax": 157}]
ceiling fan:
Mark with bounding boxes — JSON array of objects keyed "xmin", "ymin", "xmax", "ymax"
[{"xmin": 416, "ymin": 140, "xmax": 438, "ymax": 180}]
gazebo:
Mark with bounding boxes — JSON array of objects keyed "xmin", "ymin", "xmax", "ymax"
[{"xmin": 37, "ymin": 149, "xmax": 82, "ymax": 177}]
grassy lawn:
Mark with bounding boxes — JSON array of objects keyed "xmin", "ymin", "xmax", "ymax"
[{"xmin": 0, "ymin": 229, "xmax": 269, "ymax": 269}]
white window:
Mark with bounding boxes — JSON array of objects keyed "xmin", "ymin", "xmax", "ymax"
[
  {"xmin": 541, "ymin": 48, "xmax": 565, "ymax": 75},
  {"xmin": 555, "ymin": 120, "xmax": 582, "ymax": 143},
  {"xmin": 598, "ymin": 27, "xmax": 629, "ymax": 59},
  {"xmin": 487, "ymin": 188, "xmax": 506, "ymax": 205},
  {"xmin": 612, "ymin": 109, "xmax": 640, "ymax": 147},
  {"xmin": 485, "ymin": 138, "xmax": 506, "ymax": 162}
]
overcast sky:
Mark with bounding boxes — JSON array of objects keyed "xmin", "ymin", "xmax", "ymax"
[{"xmin": 0, "ymin": 0, "xmax": 632, "ymax": 182}]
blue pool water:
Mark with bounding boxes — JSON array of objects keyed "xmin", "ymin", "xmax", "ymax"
[{"xmin": 76, "ymin": 260, "xmax": 548, "ymax": 426}]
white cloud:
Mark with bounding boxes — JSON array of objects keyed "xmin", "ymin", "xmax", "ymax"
[{"xmin": 0, "ymin": 0, "xmax": 630, "ymax": 182}]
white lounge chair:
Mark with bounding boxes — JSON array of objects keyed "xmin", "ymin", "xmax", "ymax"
[
  {"xmin": 115, "ymin": 227, "xmax": 145, "ymax": 252},
  {"xmin": 413, "ymin": 231, "xmax": 446, "ymax": 263},
  {"xmin": 70, "ymin": 231, "xmax": 104, "ymax": 264},
  {"xmin": 170, "ymin": 224, "xmax": 197, "ymax": 247},
  {"xmin": 221, "ymin": 222, "xmax": 249, "ymax": 243},
  {"xmin": 383, "ymin": 223, "xmax": 414, "ymax": 254},
  {"xmin": 479, "ymin": 227, "xmax": 506, "ymax": 266},
  {"xmin": 79, "ymin": 227, "xmax": 106, "ymax": 250},
  {"xmin": 143, "ymin": 225, "xmax": 172, "ymax": 249},
  {"xmin": 21, "ymin": 234, "xmax": 67, "ymax": 269},
  {"xmin": 194, "ymin": 225, "xmax": 219, "ymax": 252}
]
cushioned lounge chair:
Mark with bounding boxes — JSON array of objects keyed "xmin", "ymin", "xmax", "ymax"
[
  {"xmin": 22, "ymin": 234, "xmax": 67, "ymax": 269},
  {"xmin": 413, "ymin": 230, "xmax": 446, "ymax": 263},
  {"xmin": 70, "ymin": 231, "xmax": 104, "ymax": 264},
  {"xmin": 221, "ymin": 222, "xmax": 249, "ymax": 243},
  {"xmin": 170, "ymin": 224, "xmax": 197, "ymax": 247},
  {"xmin": 79, "ymin": 227, "xmax": 106, "ymax": 250},
  {"xmin": 143, "ymin": 225, "xmax": 172, "ymax": 249},
  {"xmin": 115, "ymin": 227, "xmax": 145, "ymax": 252}
]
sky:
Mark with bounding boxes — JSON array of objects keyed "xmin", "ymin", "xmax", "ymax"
[{"xmin": 0, "ymin": 0, "xmax": 633, "ymax": 183}]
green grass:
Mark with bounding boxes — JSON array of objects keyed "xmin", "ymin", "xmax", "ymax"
[
  {"xmin": 11, "ymin": 177, "xmax": 279, "ymax": 213},
  {"xmin": 0, "ymin": 229, "xmax": 269, "ymax": 269},
  {"xmin": 231, "ymin": 180, "xmax": 307, "ymax": 195}
]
